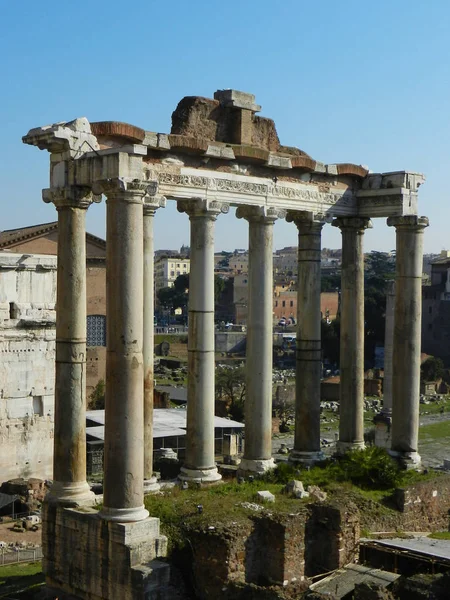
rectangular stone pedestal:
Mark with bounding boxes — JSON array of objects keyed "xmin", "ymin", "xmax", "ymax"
[{"xmin": 42, "ymin": 503, "xmax": 169, "ymax": 600}]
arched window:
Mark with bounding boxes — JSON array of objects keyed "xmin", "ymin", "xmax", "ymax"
[{"xmin": 87, "ymin": 315, "xmax": 106, "ymax": 347}]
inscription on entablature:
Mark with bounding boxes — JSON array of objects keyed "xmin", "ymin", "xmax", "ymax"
[{"xmin": 150, "ymin": 170, "xmax": 353, "ymax": 208}]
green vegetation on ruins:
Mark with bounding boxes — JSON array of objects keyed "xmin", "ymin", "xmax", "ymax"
[{"xmin": 145, "ymin": 448, "xmax": 443, "ymax": 556}]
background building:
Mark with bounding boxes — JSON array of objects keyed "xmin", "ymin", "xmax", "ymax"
[{"xmin": 154, "ymin": 255, "xmax": 190, "ymax": 292}]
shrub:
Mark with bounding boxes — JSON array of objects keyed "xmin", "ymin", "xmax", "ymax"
[{"xmin": 337, "ymin": 447, "xmax": 402, "ymax": 490}]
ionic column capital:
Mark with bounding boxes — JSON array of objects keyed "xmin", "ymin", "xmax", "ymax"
[
  {"xmin": 286, "ymin": 210, "xmax": 330, "ymax": 233},
  {"xmin": 236, "ymin": 205, "xmax": 285, "ymax": 223},
  {"xmin": 177, "ymin": 198, "xmax": 229, "ymax": 219},
  {"xmin": 332, "ymin": 217, "xmax": 373, "ymax": 232},
  {"xmin": 43, "ymin": 186, "xmax": 101, "ymax": 210},
  {"xmin": 92, "ymin": 178, "xmax": 151, "ymax": 204},
  {"xmin": 143, "ymin": 195, "xmax": 166, "ymax": 216},
  {"xmin": 387, "ymin": 215, "xmax": 429, "ymax": 231}
]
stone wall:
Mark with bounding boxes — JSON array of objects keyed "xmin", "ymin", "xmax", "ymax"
[
  {"xmin": 43, "ymin": 503, "xmax": 169, "ymax": 600},
  {"xmin": 186, "ymin": 504, "xmax": 357, "ymax": 599},
  {"xmin": 0, "ymin": 252, "xmax": 56, "ymax": 482},
  {"xmin": 86, "ymin": 346, "xmax": 106, "ymax": 399},
  {"xmin": 305, "ymin": 502, "xmax": 360, "ymax": 576},
  {"xmin": 394, "ymin": 476, "xmax": 450, "ymax": 531}
]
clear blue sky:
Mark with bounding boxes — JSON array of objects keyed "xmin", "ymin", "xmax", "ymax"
[{"xmin": 2, "ymin": 0, "xmax": 450, "ymax": 254}]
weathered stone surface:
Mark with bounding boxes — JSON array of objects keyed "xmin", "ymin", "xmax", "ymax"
[
  {"xmin": 214, "ymin": 89, "xmax": 261, "ymax": 112},
  {"xmin": 167, "ymin": 134, "xmax": 209, "ymax": 153},
  {"xmin": 291, "ymin": 156, "xmax": 316, "ymax": 171},
  {"xmin": 305, "ymin": 501, "xmax": 360, "ymax": 576},
  {"xmin": 283, "ymin": 480, "xmax": 309, "ymax": 499},
  {"xmin": 171, "ymin": 96, "xmax": 227, "ymax": 141},
  {"xmin": 307, "ymin": 486, "xmax": 327, "ymax": 502},
  {"xmin": 231, "ymin": 145, "xmax": 270, "ymax": 162},
  {"xmin": 393, "ymin": 475, "xmax": 450, "ymax": 530},
  {"xmin": 91, "ymin": 121, "xmax": 146, "ymax": 144},
  {"xmin": 43, "ymin": 504, "xmax": 169, "ymax": 600},
  {"xmin": 336, "ymin": 163, "xmax": 369, "ymax": 178},
  {"xmin": 0, "ymin": 253, "xmax": 56, "ymax": 482},
  {"xmin": 252, "ymin": 116, "xmax": 280, "ymax": 151},
  {"xmin": 257, "ymin": 490, "xmax": 276, "ymax": 503}
]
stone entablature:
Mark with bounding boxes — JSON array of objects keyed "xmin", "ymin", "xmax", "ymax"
[{"xmin": 23, "ymin": 90, "xmax": 423, "ymax": 222}]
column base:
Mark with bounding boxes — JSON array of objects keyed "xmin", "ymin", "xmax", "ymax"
[
  {"xmin": 178, "ymin": 465, "xmax": 222, "ymax": 484},
  {"xmin": 46, "ymin": 481, "xmax": 95, "ymax": 506},
  {"xmin": 288, "ymin": 450, "xmax": 325, "ymax": 466},
  {"xmin": 373, "ymin": 411, "xmax": 392, "ymax": 449},
  {"xmin": 388, "ymin": 449, "xmax": 421, "ymax": 470},
  {"xmin": 143, "ymin": 477, "xmax": 161, "ymax": 494},
  {"xmin": 336, "ymin": 441, "xmax": 365, "ymax": 455},
  {"xmin": 237, "ymin": 457, "xmax": 276, "ymax": 476},
  {"xmin": 99, "ymin": 505, "xmax": 150, "ymax": 523}
]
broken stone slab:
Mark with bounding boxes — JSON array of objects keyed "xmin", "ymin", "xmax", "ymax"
[
  {"xmin": 283, "ymin": 480, "xmax": 310, "ymax": 499},
  {"xmin": 307, "ymin": 485, "xmax": 327, "ymax": 502},
  {"xmin": 256, "ymin": 490, "xmax": 275, "ymax": 503},
  {"xmin": 214, "ymin": 89, "xmax": 261, "ymax": 112}
]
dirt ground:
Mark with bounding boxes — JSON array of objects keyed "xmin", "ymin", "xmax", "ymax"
[{"xmin": 0, "ymin": 521, "xmax": 42, "ymax": 546}]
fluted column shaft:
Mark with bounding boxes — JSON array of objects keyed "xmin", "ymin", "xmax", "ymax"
[
  {"xmin": 178, "ymin": 199, "xmax": 228, "ymax": 483},
  {"xmin": 100, "ymin": 179, "xmax": 149, "ymax": 522},
  {"xmin": 288, "ymin": 214, "xmax": 325, "ymax": 464},
  {"xmin": 333, "ymin": 217, "xmax": 372, "ymax": 453},
  {"xmin": 143, "ymin": 196, "xmax": 165, "ymax": 493},
  {"xmin": 237, "ymin": 207, "xmax": 282, "ymax": 474},
  {"xmin": 388, "ymin": 216, "xmax": 429, "ymax": 468},
  {"xmin": 44, "ymin": 186, "xmax": 96, "ymax": 504}
]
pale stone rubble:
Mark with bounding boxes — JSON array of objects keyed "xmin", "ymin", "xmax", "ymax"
[{"xmin": 22, "ymin": 88, "xmax": 428, "ymax": 599}]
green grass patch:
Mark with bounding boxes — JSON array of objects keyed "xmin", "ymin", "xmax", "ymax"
[
  {"xmin": 419, "ymin": 420, "xmax": 450, "ymax": 441},
  {"xmin": 0, "ymin": 562, "xmax": 44, "ymax": 599},
  {"xmin": 428, "ymin": 531, "xmax": 450, "ymax": 540},
  {"xmin": 145, "ymin": 480, "xmax": 309, "ymax": 555}
]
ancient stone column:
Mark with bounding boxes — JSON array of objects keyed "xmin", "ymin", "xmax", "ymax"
[
  {"xmin": 387, "ymin": 216, "xmax": 429, "ymax": 468},
  {"xmin": 287, "ymin": 212, "xmax": 326, "ymax": 465},
  {"xmin": 43, "ymin": 186, "xmax": 97, "ymax": 504},
  {"xmin": 99, "ymin": 178, "xmax": 149, "ymax": 522},
  {"xmin": 237, "ymin": 206, "xmax": 283, "ymax": 474},
  {"xmin": 143, "ymin": 193, "xmax": 165, "ymax": 494},
  {"xmin": 374, "ymin": 280, "xmax": 395, "ymax": 448},
  {"xmin": 332, "ymin": 217, "xmax": 372, "ymax": 454},
  {"xmin": 177, "ymin": 199, "xmax": 229, "ymax": 483}
]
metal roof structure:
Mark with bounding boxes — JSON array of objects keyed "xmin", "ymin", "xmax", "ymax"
[
  {"xmin": 309, "ymin": 563, "xmax": 400, "ymax": 598},
  {"xmin": 362, "ymin": 536, "xmax": 450, "ymax": 561},
  {"xmin": 86, "ymin": 409, "xmax": 243, "ymax": 443}
]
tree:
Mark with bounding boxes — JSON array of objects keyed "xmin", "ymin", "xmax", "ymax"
[
  {"xmin": 321, "ymin": 318, "xmax": 340, "ymax": 366},
  {"xmin": 88, "ymin": 379, "xmax": 105, "ymax": 410},
  {"xmin": 215, "ymin": 365, "xmax": 246, "ymax": 421},
  {"xmin": 364, "ymin": 251, "xmax": 395, "ymax": 364},
  {"xmin": 421, "ymin": 357, "xmax": 444, "ymax": 382},
  {"xmin": 157, "ymin": 274, "xmax": 189, "ymax": 314}
]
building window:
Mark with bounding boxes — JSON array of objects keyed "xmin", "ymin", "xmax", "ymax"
[
  {"xmin": 87, "ymin": 315, "xmax": 106, "ymax": 347},
  {"xmin": 290, "ymin": 300, "xmax": 294, "ymax": 307},
  {"xmin": 428, "ymin": 323, "xmax": 433, "ymax": 331},
  {"xmin": 282, "ymin": 300, "xmax": 286, "ymax": 308},
  {"xmin": 33, "ymin": 396, "xmax": 44, "ymax": 417},
  {"xmin": 275, "ymin": 301, "xmax": 278, "ymax": 307},
  {"xmin": 429, "ymin": 306, "xmax": 432, "ymax": 314}
]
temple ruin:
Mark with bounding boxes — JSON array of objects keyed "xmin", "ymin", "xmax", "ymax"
[{"xmin": 22, "ymin": 89, "xmax": 428, "ymax": 599}]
